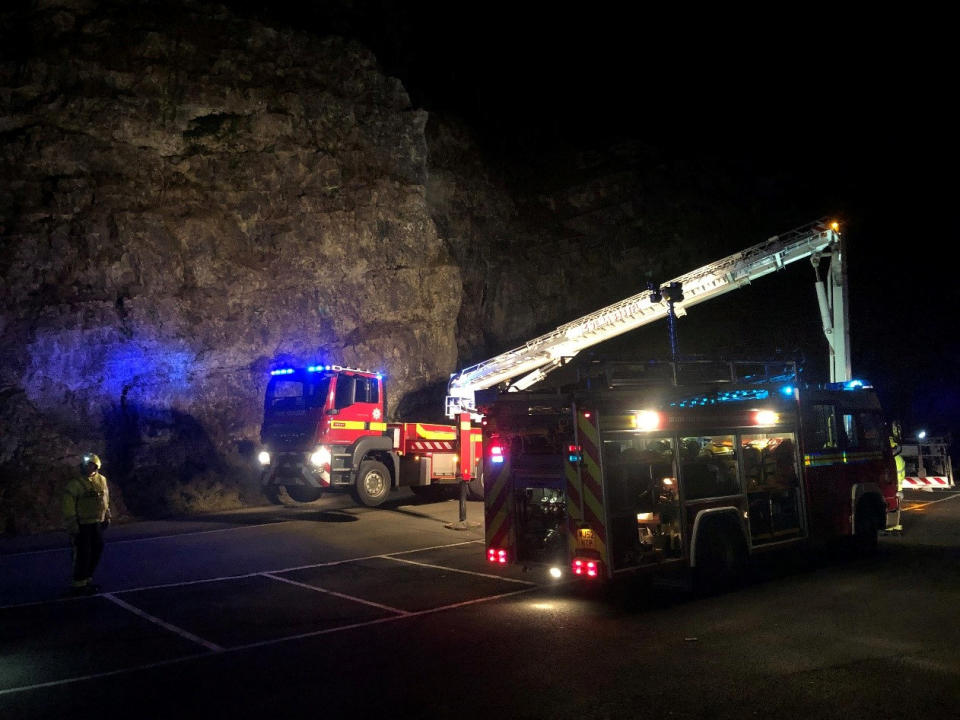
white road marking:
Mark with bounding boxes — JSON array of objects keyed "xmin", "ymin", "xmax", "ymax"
[
  {"xmin": 0, "ymin": 585, "xmax": 539, "ymax": 697},
  {"xmin": 102, "ymin": 593, "xmax": 223, "ymax": 652},
  {"xmin": 260, "ymin": 572, "xmax": 411, "ymax": 615},
  {"xmin": 384, "ymin": 554, "xmax": 537, "ymax": 585},
  {"xmin": 902, "ymin": 493, "xmax": 960, "ymax": 508},
  {"xmin": 0, "ymin": 540, "xmax": 488, "ymax": 610}
]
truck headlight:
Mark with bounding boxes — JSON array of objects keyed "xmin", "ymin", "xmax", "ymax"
[
  {"xmin": 258, "ymin": 451, "xmax": 271, "ymax": 466},
  {"xmin": 310, "ymin": 446, "xmax": 331, "ymax": 467}
]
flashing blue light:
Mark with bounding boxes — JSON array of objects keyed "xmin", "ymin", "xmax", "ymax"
[
  {"xmin": 491, "ymin": 456, "xmax": 504, "ymax": 464},
  {"xmin": 826, "ymin": 379, "xmax": 871, "ymax": 391},
  {"xmin": 669, "ymin": 388, "xmax": 770, "ymax": 408},
  {"xmin": 270, "ymin": 368, "xmax": 295, "ymax": 376},
  {"xmin": 780, "ymin": 385, "xmax": 795, "ymax": 396}
]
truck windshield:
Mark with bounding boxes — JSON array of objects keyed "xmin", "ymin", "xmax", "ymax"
[{"xmin": 265, "ymin": 375, "xmax": 331, "ymax": 413}]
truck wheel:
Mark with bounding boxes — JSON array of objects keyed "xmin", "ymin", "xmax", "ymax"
[
  {"xmin": 693, "ymin": 524, "xmax": 746, "ymax": 595},
  {"xmin": 354, "ymin": 460, "xmax": 391, "ymax": 507},
  {"xmin": 285, "ymin": 485, "xmax": 324, "ymax": 503}
]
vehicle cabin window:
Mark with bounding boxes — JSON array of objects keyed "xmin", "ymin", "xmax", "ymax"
[
  {"xmin": 806, "ymin": 404, "xmax": 839, "ymax": 450},
  {"xmin": 842, "ymin": 411, "xmax": 883, "ymax": 451},
  {"xmin": 680, "ymin": 434, "xmax": 740, "ymax": 500},
  {"xmin": 334, "ymin": 376, "xmax": 355, "ymax": 409},
  {"xmin": 354, "ymin": 376, "xmax": 379, "ymax": 404},
  {"xmin": 269, "ymin": 380, "xmax": 306, "ymax": 411}
]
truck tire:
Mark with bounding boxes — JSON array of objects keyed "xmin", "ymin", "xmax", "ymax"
[
  {"xmin": 354, "ymin": 460, "xmax": 391, "ymax": 507},
  {"xmin": 693, "ymin": 522, "xmax": 747, "ymax": 595},
  {"xmin": 285, "ymin": 485, "xmax": 324, "ymax": 503}
]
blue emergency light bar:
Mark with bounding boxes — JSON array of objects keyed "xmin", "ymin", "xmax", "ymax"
[
  {"xmin": 670, "ymin": 388, "xmax": 771, "ymax": 408},
  {"xmin": 271, "ymin": 365, "xmax": 384, "ymax": 378},
  {"xmin": 824, "ymin": 379, "xmax": 872, "ymax": 391}
]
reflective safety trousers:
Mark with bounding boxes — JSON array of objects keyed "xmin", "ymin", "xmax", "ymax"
[{"xmin": 63, "ymin": 472, "xmax": 110, "ymax": 530}]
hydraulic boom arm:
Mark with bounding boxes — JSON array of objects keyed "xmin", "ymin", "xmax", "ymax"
[{"xmin": 446, "ymin": 218, "xmax": 846, "ymax": 417}]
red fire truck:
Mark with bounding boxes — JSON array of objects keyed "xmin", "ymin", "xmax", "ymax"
[
  {"xmin": 256, "ymin": 219, "xmax": 861, "ymax": 511},
  {"xmin": 479, "ymin": 359, "xmax": 901, "ymax": 586},
  {"xmin": 257, "ymin": 365, "xmax": 481, "ymax": 506}
]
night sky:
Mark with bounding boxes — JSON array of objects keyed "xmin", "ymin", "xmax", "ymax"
[{"xmin": 157, "ymin": 3, "xmax": 960, "ymax": 444}]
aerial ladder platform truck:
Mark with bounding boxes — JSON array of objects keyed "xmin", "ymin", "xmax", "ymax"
[{"xmin": 257, "ymin": 218, "xmax": 867, "ymax": 514}]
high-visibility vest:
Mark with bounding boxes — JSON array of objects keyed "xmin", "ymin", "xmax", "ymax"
[{"xmin": 63, "ymin": 472, "xmax": 110, "ymax": 528}]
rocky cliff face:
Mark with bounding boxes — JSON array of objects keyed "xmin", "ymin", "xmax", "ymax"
[
  {"xmin": 0, "ymin": 1, "xmax": 763, "ymax": 535},
  {"xmin": 0, "ymin": 0, "xmax": 460, "ymax": 529}
]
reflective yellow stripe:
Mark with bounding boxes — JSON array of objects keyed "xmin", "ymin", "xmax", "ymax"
[
  {"xmin": 415, "ymin": 424, "xmax": 456, "ymax": 440},
  {"xmin": 332, "ymin": 420, "xmax": 388, "ymax": 431}
]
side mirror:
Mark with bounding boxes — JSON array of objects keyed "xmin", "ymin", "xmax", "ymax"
[{"xmin": 325, "ymin": 408, "xmax": 339, "ymax": 416}]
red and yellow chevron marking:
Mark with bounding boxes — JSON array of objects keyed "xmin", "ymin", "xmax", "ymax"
[
  {"xmin": 409, "ymin": 440, "xmax": 455, "ymax": 451},
  {"xmin": 484, "ymin": 456, "xmax": 513, "ymax": 555},
  {"xmin": 567, "ymin": 411, "xmax": 608, "ymax": 567}
]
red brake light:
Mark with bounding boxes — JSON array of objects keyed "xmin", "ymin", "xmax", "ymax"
[
  {"xmin": 487, "ymin": 547, "xmax": 508, "ymax": 564},
  {"xmin": 572, "ymin": 558, "xmax": 599, "ymax": 578}
]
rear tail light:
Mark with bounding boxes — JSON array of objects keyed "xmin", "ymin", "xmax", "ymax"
[
  {"xmin": 572, "ymin": 558, "xmax": 600, "ymax": 578},
  {"xmin": 490, "ymin": 445, "xmax": 505, "ymax": 464},
  {"xmin": 487, "ymin": 547, "xmax": 508, "ymax": 564}
]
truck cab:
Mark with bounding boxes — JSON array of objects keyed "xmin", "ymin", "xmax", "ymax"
[{"xmin": 258, "ymin": 365, "xmax": 397, "ymax": 506}]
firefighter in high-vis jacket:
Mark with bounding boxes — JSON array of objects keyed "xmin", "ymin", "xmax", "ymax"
[
  {"xmin": 63, "ymin": 453, "xmax": 111, "ymax": 594},
  {"xmin": 890, "ymin": 435, "xmax": 905, "ymax": 533}
]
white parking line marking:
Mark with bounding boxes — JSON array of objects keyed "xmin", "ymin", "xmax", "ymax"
[
  {"xmin": 102, "ymin": 593, "xmax": 223, "ymax": 652},
  {"xmin": 232, "ymin": 584, "xmax": 538, "ymax": 651},
  {"xmin": 0, "ymin": 540, "xmax": 487, "ymax": 611},
  {"xmin": 0, "ymin": 584, "xmax": 539, "ymax": 697},
  {"xmin": 384, "ymin": 555, "xmax": 537, "ymax": 585},
  {"xmin": 261, "ymin": 572, "xmax": 411, "ymax": 615}
]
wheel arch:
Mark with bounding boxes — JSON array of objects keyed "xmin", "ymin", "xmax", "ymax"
[
  {"xmin": 689, "ymin": 506, "xmax": 748, "ymax": 568},
  {"xmin": 851, "ymin": 483, "xmax": 887, "ymax": 534},
  {"xmin": 351, "ymin": 436, "xmax": 399, "ymax": 487}
]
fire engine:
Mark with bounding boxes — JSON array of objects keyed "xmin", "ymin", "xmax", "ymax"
[
  {"xmin": 478, "ymin": 359, "xmax": 901, "ymax": 586},
  {"xmin": 257, "ymin": 365, "xmax": 482, "ymax": 506},
  {"xmin": 257, "ymin": 218, "xmax": 895, "ymax": 523}
]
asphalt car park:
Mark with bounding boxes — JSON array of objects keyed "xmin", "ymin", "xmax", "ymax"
[{"xmin": 0, "ymin": 496, "xmax": 536, "ymax": 697}]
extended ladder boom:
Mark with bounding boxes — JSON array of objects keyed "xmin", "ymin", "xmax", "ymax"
[{"xmin": 446, "ymin": 218, "xmax": 844, "ymax": 417}]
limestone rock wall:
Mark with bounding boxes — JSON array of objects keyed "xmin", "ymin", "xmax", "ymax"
[{"xmin": 0, "ymin": 0, "xmax": 460, "ymax": 527}]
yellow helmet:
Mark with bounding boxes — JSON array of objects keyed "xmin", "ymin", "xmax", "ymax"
[{"xmin": 82, "ymin": 453, "xmax": 101, "ymax": 473}]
